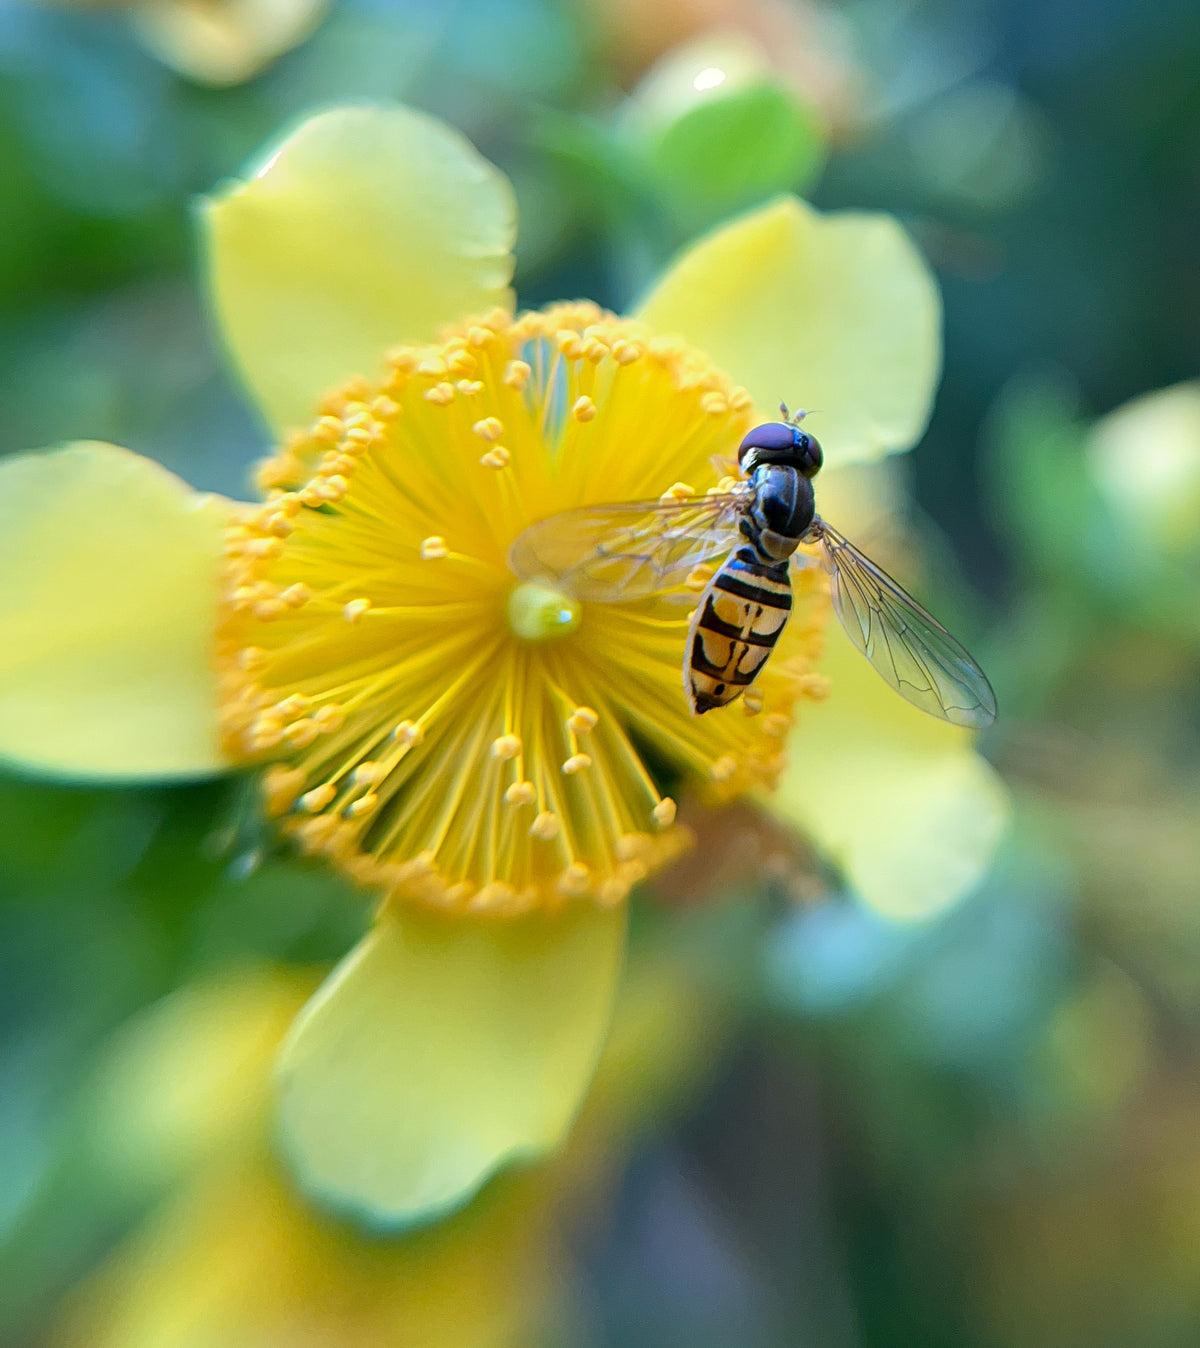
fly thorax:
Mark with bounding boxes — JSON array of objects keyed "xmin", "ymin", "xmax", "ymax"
[{"xmin": 749, "ymin": 464, "xmax": 815, "ymax": 544}]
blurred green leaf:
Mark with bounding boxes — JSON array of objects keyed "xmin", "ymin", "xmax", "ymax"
[{"xmin": 645, "ymin": 81, "xmax": 827, "ymax": 231}]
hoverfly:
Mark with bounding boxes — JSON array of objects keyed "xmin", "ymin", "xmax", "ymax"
[{"xmin": 508, "ymin": 408, "xmax": 996, "ymax": 729}]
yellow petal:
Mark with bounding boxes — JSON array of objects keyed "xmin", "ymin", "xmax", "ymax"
[
  {"xmin": 201, "ymin": 104, "xmax": 518, "ymax": 435},
  {"xmin": 635, "ymin": 196, "xmax": 941, "ymax": 466},
  {"xmin": 0, "ymin": 443, "xmax": 229, "ymax": 781},
  {"xmin": 276, "ymin": 901, "xmax": 626, "ymax": 1228},
  {"xmin": 775, "ymin": 620, "xmax": 1009, "ymax": 921},
  {"xmin": 130, "ymin": 0, "xmax": 328, "ymax": 88}
]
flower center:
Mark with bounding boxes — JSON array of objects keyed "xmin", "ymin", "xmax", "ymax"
[
  {"xmin": 507, "ymin": 581, "xmax": 581, "ymax": 642},
  {"xmin": 216, "ymin": 301, "xmax": 829, "ymax": 916}
]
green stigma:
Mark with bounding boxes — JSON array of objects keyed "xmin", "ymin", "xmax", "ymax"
[{"xmin": 507, "ymin": 581, "xmax": 581, "ymax": 641}]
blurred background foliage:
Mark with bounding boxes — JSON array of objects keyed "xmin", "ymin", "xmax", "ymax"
[{"xmin": 1, "ymin": 0, "xmax": 1199, "ymax": 1344}]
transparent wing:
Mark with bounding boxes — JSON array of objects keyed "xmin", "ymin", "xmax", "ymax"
[
  {"xmin": 808, "ymin": 517, "xmax": 997, "ymax": 728},
  {"xmin": 508, "ymin": 491, "xmax": 747, "ymax": 602}
]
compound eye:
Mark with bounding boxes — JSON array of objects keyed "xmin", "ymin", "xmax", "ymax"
[
  {"xmin": 737, "ymin": 421, "xmax": 798, "ymax": 465},
  {"xmin": 796, "ymin": 432, "xmax": 824, "ymax": 477}
]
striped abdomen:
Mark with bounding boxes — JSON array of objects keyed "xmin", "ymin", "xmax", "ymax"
[{"xmin": 685, "ymin": 545, "xmax": 792, "ymax": 713}]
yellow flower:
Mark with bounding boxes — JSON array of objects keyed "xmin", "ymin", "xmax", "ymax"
[
  {"xmin": 221, "ymin": 301, "xmax": 826, "ymax": 913},
  {"xmin": 0, "ymin": 103, "xmax": 971, "ymax": 1225}
]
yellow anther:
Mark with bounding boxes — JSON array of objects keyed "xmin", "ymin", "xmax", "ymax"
[
  {"xmin": 343, "ymin": 426, "xmax": 376, "ymax": 446},
  {"xmin": 490, "ymin": 734, "xmax": 522, "ymax": 761},
  {"xmin": 572, "ymin": 395, "xmax": 597, "ymax": 422},
  {"xmin": 479, "ymin": 447, "xmax": 510, "ymax": 469},
  {"xmin": 762, "ymin": 713, "xmax": 791, "ymax": 739},
  {"xmin": 652, "ymin": 797, "xmax": 677, "ymax": 828},
  {"xmin": 448, "ymin": 351, "xmax": 478, "ymax": 376},
  {"xmin": 659, "ymin": 481, "xmax": 695, "ymax": 502},
  {"xmin": 729, "ymin": 387, "xmax": 753, "ymax": 410},
  {"xmin": 313, "ymin": 476, "xmax": 348, "ymax": 501},
  {"xmin": 562, "ymin": 753, "xmax": 592, "ymax": 775},
  {"xmin": 797, "ymin": 673, "xmax": 833, "ymax": 701},
  {"xmin": 557, "ymin": 862, "xmax": 591, "ymax": 895},
  {"xmin": 503, "ymin": 359, "xmax": 531, "ymax": 389},
  {"xmin": 529, "ymin": 811, "xmax": 560, "ymax": 841},
  {"xmin": 262, "ymin": 511, "xmax": 293, "ymax": 537},
  {"xmin": 347, "ymin": 793, "xmax": 379, "ymax": 818},
  {"xmin": 284, "ymin": 718, "xmax": 320, "ymax": 748},
  {"xmin": 392, "ymin": 719, "xmax": 424, "ymax": 746},
  {"xmin": 313, "ymin": 414, "xmax": 343, "ymax": 440},
  {"xmin": 352, "ymin": 761, "xmax": 387, "ymax": 786},
  {"xmin": 504, "ymin": 780, "xmax": 536, "ymax": 806},
  {"xmin": 456, "ymin": 380, "xmax": 483, "ymax": 395},
  {"xmin": 612, "ymin": 340, "xmax": 642, "ymax": 364},
  {"xmin": 343, "ymin": 598, "xmax": 371, "ymax": 623},
  {"xmin": 685, "ymin": 565, "xmax": 714, "ymax": 592},
  {"xmin": 742, "ymin": 690, "xmax": 765, "ymax": 716},
  {"xmin": 567, "ymin": 705, "xmax": 598, "ymax": 735},
  {"xmin": 711, "ymin": 754, "xmax": 738, "ymax": 783},
  {"xmin": 556, "ymin": 329, "xmax": 585, "ymax": 357},
  {"xmin": 313, "ymin": 703, "xmax": 345, "ymax": 733},
  {"xmin": 700, "ymin": 391, "xmax": 728, "ymax": 415},
  {"xmin": 716, "ymin": 475, "xmax": 739, "ymax": 493},
  {"xmin": 237, "ymin": 647, "xmax": 268, "ymax": 672},
  {"xmin": 279, "ymin": 583, "xmax": 311, "ymax": 608},
  {"xmin": 424, "ymin": 382, "xmax": 454, "ymax": 405},
  {"xmin": 370, "ymin": 396, "xmax": 399, "ymax": 419},
  {"xmin": 343, "ymin": 410, "xmax": 372, "ymax": 429},
  {"xmin": 253, "ymin": 598, "xmax": 286, "ymax": 621},
  {"xmin": 648, "ymin": 335, "xmax": 682, "ymax": 359},
  {"xmin": 300, "ymin": 783, "xmax": 337, "ymax": 813},
  {"xmin": 420, "ymin": 536, "xmax": 448, "ymax": 560},
  {"xmin": 616, "ymin": 832, "xmax": 652, "ymax": 861},
  {"xmin": 598, "ymin": 877, "xmax": 631, "ymax": 907},
  {"xmin": 467, "ymin": 325, "xmax": 492, "ymax": 348},
  {"xmin": 273, "ymin": 693, "xmax": 310, "ymax": 719},
  {"xmin": 416, "ymin": 357, "xmax": 447, "ymax": 377},
  {"xmin": 473, "ymin": 417, "xmax": 504, "ymax": 442},
  {"xmin": 246, "ymin": 536, "xmax": 283, "ymax": 560},
  {"xmin": 262, "ymin": 766, "xmax": 305, "ymax": 817}
]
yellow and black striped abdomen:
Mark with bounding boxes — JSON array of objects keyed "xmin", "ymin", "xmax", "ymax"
[{"xmin": 685, "ymin": 548, "xmax": 793, "ymax": 713}]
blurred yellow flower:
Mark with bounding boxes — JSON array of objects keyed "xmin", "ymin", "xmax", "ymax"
[
  {"xmin": 55, "ymin": 0, "xmax": 329, "ymax": 87},
  {"xmin": 54, "ymin": 956, "xmax": 729, "ymax": 1348},
  {"xmin": 0, "ymin": 102, "xmax": 991, "ymax": 1225}
]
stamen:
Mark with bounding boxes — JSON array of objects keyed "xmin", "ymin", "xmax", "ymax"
[
  {"xmin": 300, "ymin": 784, "xmax": 337, "ymax": 813},
  {"xmin": 491, "ymin": 734, "xmax": 521, "ymax": 760},
  {"xmin": 567, "ymin": 706, "xmax": 598, "ymax": 735},
  {"xmin": 343, "ymin": 598, "xmax": 371, "ymax": 622},
  {"xmin": 473, "ymin": 417, "xmax": 504, "ymax": 442},
  {"xmin": 420, "ymin": 537, "xmax": 448, "ymax": 560},
  {"xmin": 529, "ymin": 811, "xmax": 560, "ymax": 841}
]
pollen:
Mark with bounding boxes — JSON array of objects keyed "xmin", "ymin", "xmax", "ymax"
[
  {"xmin": 216, "ymin": 301, "xmax": 829, "ymax": 916},
  {"xmin": 567, "ymin": 706, "xmax": 598, "ymax": 734}
]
